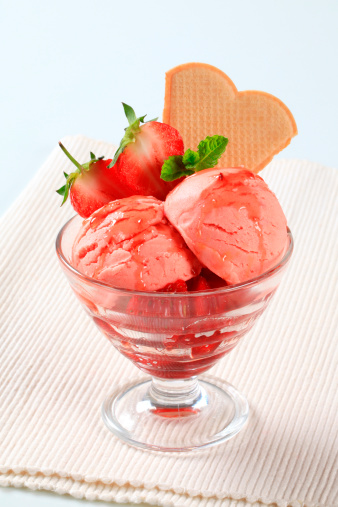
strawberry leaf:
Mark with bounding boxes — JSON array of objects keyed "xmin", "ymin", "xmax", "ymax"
[
  {"xmin": 82, "ymin": 155, "xmax": 104, "ymax": 171},
  {"xmin": 60, "ymin": 172, "xmax": 79, "ymax": 205},
  {"xmin": 56, "ymin": 184, "xmax": 66, "ymax": 196},
  {"xmin": 109, "ymin": 128, "xmax": 136, "ymax": 166},
  {"xmin": 56, "ymin": 179, "xmax": 70, "ymax": 205},
  {"xmin": 108, "ymin": 103, "xmax": 159, "ymax": 168},
  {"xmin": 161, "ymin": 156, "xmax": 194, "ymax": 181},
  {"xmin": 57, "ymin": 144, "xmax": 106, "ymax": 206},
  {"xmin": 122, "ymin": 103, "xmax": 137, "ymax": 125}
]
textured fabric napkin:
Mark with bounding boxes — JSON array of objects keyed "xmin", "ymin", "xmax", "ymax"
[{"xmin": 0, "ymin": 136, "xmax": 337, "ymax": 507}]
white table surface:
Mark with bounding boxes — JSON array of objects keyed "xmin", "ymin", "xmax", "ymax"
[{"xmin": 1, "ymin": 0, "xmax": 337, "ymax": 505}]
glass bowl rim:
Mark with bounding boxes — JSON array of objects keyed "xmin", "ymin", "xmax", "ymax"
[{"xmin": 56, "ymin": 215, "xmax": 294, "ymax": 298}]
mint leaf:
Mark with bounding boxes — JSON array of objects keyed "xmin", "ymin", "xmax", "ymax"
[
  {"xmin": 161, "ymin": 156, "xmax": 194, "ymax": 181},
  {"xmin": 160, "ymin": 135, "xmax": 228, "ymax": 182},
  {"xmin": 195, "ymin": 136, "xmax": 228, "ymax": 171},
  {"xmin": 182, "ymin": 149, "xmax": 199, "ymax": 168}
]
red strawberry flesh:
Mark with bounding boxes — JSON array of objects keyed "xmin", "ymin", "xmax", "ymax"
[
  {"xmin": 69, "ymin": 159, "xmax": 129, "ymax": 218},
  {"xmin": 114, "ymin": 122, "xmax": 184, "ymax": 200}
]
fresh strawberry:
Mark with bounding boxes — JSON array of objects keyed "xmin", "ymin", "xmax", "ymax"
[
  {"xmin": 57, "ymin": 104, "xmax": 184, "ymax": 217},
  {"xmin": 161, "ymin": 280, "xmax": 188, "ymax": 293},
  {"xmin": 126, "ymin": 280, "xmax": 188, "ymax": 318},
  {"xmin": 164, "ymin": 330, "xmax": 222, "ymax": 360},
  {"xmin": 109, "ymin": 103, "xmax": 184, "ymax": 199},
  {"xmin": 191, "ymin": 341, "xmax": 222, "ymax": 359},
  {"xmin": 187, "ymin": 274, "xmax": 211, "ymax": 292},
  {"xmin": 187, "ymin": 275, "xmax": 212, "ymax": 316},
  {"xmin": 57, "ymin": 144, "xmax": 129, "ymax": 218},
  {"xmin": 200, "ymin": 268, "xmax": 227, "ymax": 289}
]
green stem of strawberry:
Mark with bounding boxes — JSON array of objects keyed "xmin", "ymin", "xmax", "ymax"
[
  {"xmin": 108, "ymin": 103, "xmax": 158, "ymax": 169},
  {"xmin": 59, "ymin": 142, "xmax": 84, "ymax": 173}
]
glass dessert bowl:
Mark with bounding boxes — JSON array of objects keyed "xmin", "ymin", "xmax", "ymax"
[{"xmin": 56, "ymin": 215, "xmax": 293, "ymax": 452}]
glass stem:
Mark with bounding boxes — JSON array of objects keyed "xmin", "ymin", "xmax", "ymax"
[{"xmin": 148, "ymin": 376, "xmax": 202, "ymax": 408}]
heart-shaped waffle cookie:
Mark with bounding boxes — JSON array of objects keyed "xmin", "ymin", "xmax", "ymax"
[{"xmin": 163, "ymin": 63, "xmax": 297, "ymax": 173}]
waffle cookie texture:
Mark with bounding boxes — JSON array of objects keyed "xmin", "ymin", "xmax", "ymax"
[{"xmin": 163, "ymin": 63, "xmax": 297, "ymax": 173}]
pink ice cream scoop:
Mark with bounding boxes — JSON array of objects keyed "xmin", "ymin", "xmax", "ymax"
[
  {"xmin": 164, "ymin": 167, "xmax": 288, "ymax": 285},
  {"xmin": 72, "ymin": 195, "xmax": 201, "ymax": 291}
]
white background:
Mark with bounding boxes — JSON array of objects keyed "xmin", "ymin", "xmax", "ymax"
[{"xmin": 1, "ymin": 0, "xmax": 337, "ymax": 505}]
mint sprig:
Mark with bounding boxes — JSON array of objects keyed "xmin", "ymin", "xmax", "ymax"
[
  {"xmin": 161, "ymin": 156, "xmax": 195, "ymax": 182},
  {"xmin": 108, "ymin": 103, "xmax": 158, "ymax": 168},
  {"xmin": 160, "ymin": 135, "xmax": 228, "ymax": 182}
]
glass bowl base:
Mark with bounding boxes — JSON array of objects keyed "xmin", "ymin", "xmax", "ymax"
[{"xmin": 102, "ymin": 377, "xmax": 249, "ymax": 452}]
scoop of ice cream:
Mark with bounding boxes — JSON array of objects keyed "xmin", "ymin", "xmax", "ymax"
[
  {"xmin": 164, "ymin": 167, "xmax": 288, "ymax": 285},
  {"xmin": 72, "ymin": 195, "xmax": 201, "ymax": 291}
]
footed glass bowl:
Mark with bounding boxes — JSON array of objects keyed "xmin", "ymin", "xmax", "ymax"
[{"xmin": 56, "ymin": 215, "xmax": 293, "ymax": 452}]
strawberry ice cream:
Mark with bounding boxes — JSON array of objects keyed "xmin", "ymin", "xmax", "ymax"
[
  {"xmin": 72, "ymin": 195, "xmax": 201, "ymax": 291},
  {"xmin": 164, "ymin": 167, "xmax": 288, "ymax": 285}
]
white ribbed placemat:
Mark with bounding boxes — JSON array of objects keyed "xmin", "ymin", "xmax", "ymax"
[{"xmin": 0, "ymin": 136, "xmax": 337, "ymax": 507}]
